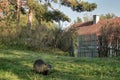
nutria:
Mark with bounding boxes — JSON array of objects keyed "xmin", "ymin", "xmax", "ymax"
[{"xmin": 33, "ymin": 59, "xmax": 52, "ymax": 75}]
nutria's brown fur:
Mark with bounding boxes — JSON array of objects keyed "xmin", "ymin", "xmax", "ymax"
[{"xmin": 33, "ymin": 59, "xmax": 52, "ymax": 75}]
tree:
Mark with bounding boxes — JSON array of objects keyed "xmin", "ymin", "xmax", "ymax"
[
  {"xmin": 0, "ymin": 0, "xmax": 10, "ymax": 19},
  {"xmin": 16, "ymin": 0, "xmax": 21, "ymax": 23},
  {"xmin": 25, "ymin": 0, "xmax": 97, "ymax": 26},
  {"xmin": 54, "ymin": 0, "xmax": 97, "ymax": 12},
  {"xmin": 0, "ymin": 0, "xmax": 97, "ymax": 55},
  {"xmin": 83, "ymin": 14, "xmax": 93, "ymax": 22},
  {"xmin": 99, "ymin": 24, "xmax": 120, "ymax": 57},
  {"xmin": 1, "ymin": 0, "xmax": 97, "ymax": 26},
  {"xmin": 77, "ymin": 17, "xmax": 82, "ymax": 22},
  {"xmin": 74, "ymin": 17, "xmax": 82, "ymax": 23},
  {"xmin": 100, "ymin": 13, "xmax": 117, "ymax": 20}
]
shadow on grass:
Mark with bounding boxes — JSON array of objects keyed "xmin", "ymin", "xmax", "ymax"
[
  {"xmin": 0, "ymin": 56, "xmax": 86, "ymax": 80},
  {"xmin": 1, "ymin": 48, "xmax": 120, "ymax": 80},
  {"xmin": 45, "ymin": 69, "xmax": 86, "ymax": 80},
  {"xmin": 0, "ymin": 57, "xmax": 34, "ymax": 80},
  {"xmin": 0, "ymin": 78, "xmax": 8, "ymax": 80}
]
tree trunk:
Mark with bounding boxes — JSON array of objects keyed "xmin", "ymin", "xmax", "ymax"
[
  {"xmin": 27, "ymin": 8, "xmax": 33, "ymax": 30},
  {"xmin": 15, "ymin": 0, "xmax": 21, "ymax": 39},
  {"xmin": 17, "ymin": 0, "xmax": 21, "ymax": 24},
  {"xmin": 26, "ymin": 8, "xmax": 33, "ymax": 37}
]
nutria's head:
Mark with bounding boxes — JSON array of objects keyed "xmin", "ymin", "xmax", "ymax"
[
  {"xmin": 42, "ymin": 64, "xmax": 52, "ymax": 75},
  {"xmin": 47, "ymin": 64, "xmax": 52, "ymax": 71}
]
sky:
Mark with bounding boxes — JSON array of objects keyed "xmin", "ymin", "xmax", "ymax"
[{"xmin": 51, "ymin": 0, "xmax": 120, "ymax": 28}]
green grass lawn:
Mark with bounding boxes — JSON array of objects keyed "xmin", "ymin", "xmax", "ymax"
[{"xmin": 0, "ymin": 48, "xmax": 120, "ymax": 80}]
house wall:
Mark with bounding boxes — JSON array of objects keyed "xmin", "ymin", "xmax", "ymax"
[
  {"xmin": 77, "ymin": 34, "xmax": 120, "ymax": 57},
  {"xmin": 78, "ymin": 34, "xmax": 98, "ymax": 57}
]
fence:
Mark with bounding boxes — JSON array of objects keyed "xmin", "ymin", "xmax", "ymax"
[{"xmin": 107, "ymin": 44, "xmax": 120, "ymax": 57}]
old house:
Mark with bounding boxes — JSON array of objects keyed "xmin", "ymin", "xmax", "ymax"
[{"xmin": 72, "ymin": 15, "xmax": 120, "ymax": 57}]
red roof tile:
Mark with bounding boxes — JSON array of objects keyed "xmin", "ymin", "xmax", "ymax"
[{"xmin": 72, "ymin": 17, "xmax": 120, "ymax": 35}]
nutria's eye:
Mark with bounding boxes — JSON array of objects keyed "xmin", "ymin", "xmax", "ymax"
[{"xmin": 44, "ymin": 64, "xmax": 47, "ymax": 65}]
